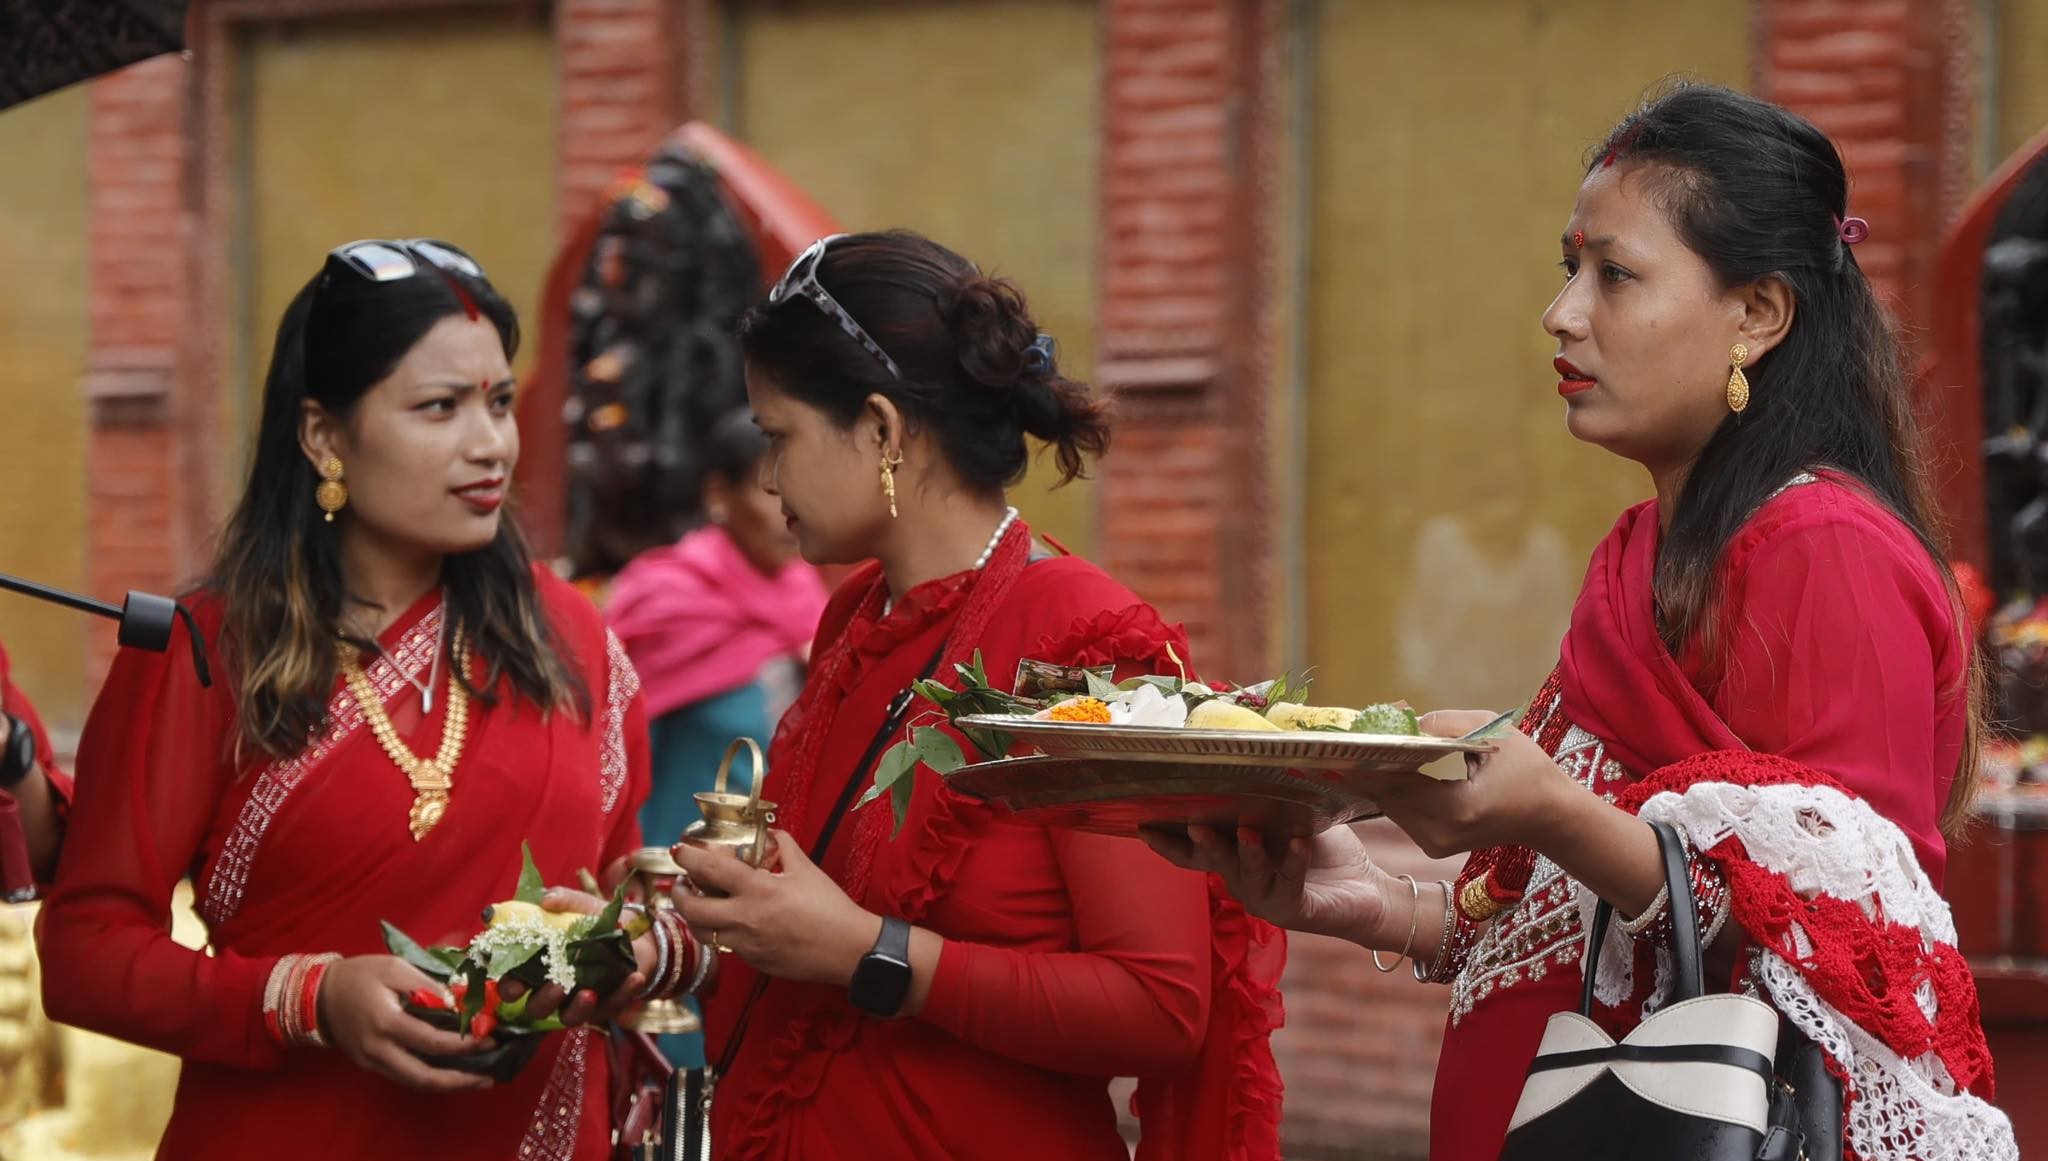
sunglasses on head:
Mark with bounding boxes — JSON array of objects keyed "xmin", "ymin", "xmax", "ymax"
[
  {"xmin": 324, "ymin": 238, "xmax": 486, "ymax": 284},
  {"xmin": 768, "ymin": 234, "xmax": 904, "ymax": 380}
]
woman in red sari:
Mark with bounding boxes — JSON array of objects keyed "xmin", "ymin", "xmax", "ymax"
[
  {"xmin": 1158, "ymin": 84, "xmax": 2015, "ymax": 1160},
  {"xmin": 664, "ymin": 230, "xmax": 1284, "ymax": 1161},
  {"xmin": 37, "ymin": 239, "xmax": 663, "ymax": 1160}
]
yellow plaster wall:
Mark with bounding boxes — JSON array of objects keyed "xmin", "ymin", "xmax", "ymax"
[
  {"xmin": 232, "ymin": 8, "xmax": 558, "ymax": 477},
  {"xmin": 1301, "ymin": 0, "xmax": 1749, "ymax": 711},
  {"xmin": 1996, "ymin": 0, "xmax": 2048, "ymax": 160},
  {"xmin": 0, "ymin": 89, "xmax": 90, "ymax": 731},
  {"xmin": 724, "ymin": 0, "xmax": 1102, "ymax": 557}
]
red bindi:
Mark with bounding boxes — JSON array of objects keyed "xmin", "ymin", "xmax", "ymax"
[{"xmin": 1572, "ymin": 230, "xmax": 1585, "ymax": 248}]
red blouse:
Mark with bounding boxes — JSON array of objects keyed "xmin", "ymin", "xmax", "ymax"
[
  {"xmin": 1430, "ymin": 477, "xmax": 1967, "ymax": 1161},
  {"xmin": 700, "ymin": 533, "xmax": 1283, "ymax": 1161},
  {"xmin": 0, "ymin": 639, "xmax": 71, "ymax": 899},
  {"xmin": 36, "ymin": 571, "xmax": 649, "ymax": 1161}
]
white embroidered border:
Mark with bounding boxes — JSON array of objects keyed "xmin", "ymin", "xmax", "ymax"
[
  {"xmin": 1637, "ymin": 782, "xmax": 2018, "ymax": 1161},
  {"xmin": 599, "ymin": 630, "xmax": 639, "ymax": 816},
  {"xmin": 518, "ymin": 1027, "xmax": 591, "ymax": 1161},
  {"xmin": 200, "ymin": 608, "xmax": 445, "ymax": 928}
]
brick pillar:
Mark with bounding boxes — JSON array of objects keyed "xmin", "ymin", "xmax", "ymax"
[
  {"xmin": 520, "ymin": 0, "xmax": 698, "ymax": 556},
  {"xmin": 1096, "ymin": 0, "xmax": 1276, "ymax": 681},
  {"xmin": 82, "ymin": 55, "xmax": 201, "ymax": 677},
  {"xmin": 1755, "ymin": 0, "xmax": 1970, "ymax": 331},
  {"xmin": 553, "ymin": 0, "xmax": 691, "ymax": 242}
]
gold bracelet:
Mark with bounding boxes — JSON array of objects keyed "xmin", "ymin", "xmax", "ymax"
[{"xmin": 1371, "ymin": 874, "xmax": 1421, "ymax": 973}]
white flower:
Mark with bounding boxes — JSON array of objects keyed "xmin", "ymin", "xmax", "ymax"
[{"xmin": 1109, "ymin": 682, "xmax": 1188, "ymax": 728}]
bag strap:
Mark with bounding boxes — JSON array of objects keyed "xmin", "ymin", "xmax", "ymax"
[
  {"xmin": 711, "ymin": 634, "xmax": 953, "ymax": 1078},
  {"xmin": 1579, "ymin": 819, "xmax": 1703, "ymax": 1013}
]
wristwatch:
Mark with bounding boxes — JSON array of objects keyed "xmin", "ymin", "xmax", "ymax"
[
  {"xmin": 849, "ymin": 916, "xmax": 913, "ymax": 1017},
  {"xmin": 0, "ymin": 713, "xmax": 36, "ymax": 789}
]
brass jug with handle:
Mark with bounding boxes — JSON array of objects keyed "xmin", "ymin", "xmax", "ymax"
[
  {"xmin": 675, "ymin": 738, "xmax": 775, "ymax": 955},
  {"xmin": 678, "ymin": 737, "xmax": 776, "ymax": 877},
  {"xmin": 622, "ymin": 739, "xmax": 772, "ymax": 1033}
]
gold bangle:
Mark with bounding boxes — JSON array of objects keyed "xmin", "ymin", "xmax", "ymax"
[{"xmin": 1371, "ymin": 874, "xmax": 1421, "ymax": 973}]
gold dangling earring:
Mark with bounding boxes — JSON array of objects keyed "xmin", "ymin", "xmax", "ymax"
[
  {"xmin": 1725, "ymin": 342, "xmax": 1751, "ymax": 414},
  {"xmin": 880, "ymin": 448, "xmax": 904, "ymax": 519},
  {"xmin": 315, "ymin": 457, "xmax": 348, "ymax": 522}
]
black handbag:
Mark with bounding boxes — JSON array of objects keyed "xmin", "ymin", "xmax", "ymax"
[{"xmin": 1498, "ymin": 820, "xmax": 1842, "ymax": 1161}]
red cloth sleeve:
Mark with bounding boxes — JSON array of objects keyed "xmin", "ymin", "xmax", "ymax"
[
  {"xmin": 917, "ymin": 827, "xmax": 1212, "ymax": 1075},
  {"xmin": 917, "ymin": 571, "xmax": 1217, "ymax": 1077},
  {"xmin": 35, "ymin": 623, "xmax": 288, "ymax": 1068},
  {"xmin": 0, "ymin": 643, "xmax": 71, "ymax": 898},
  {"xmin": 1707, "ymin": 493, "xmax": 1961, "ymax": 882}
]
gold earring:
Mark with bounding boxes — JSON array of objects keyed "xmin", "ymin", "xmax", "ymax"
[
  {"xmin": 880, "ymin": 448, "xmax": 904, "ymax": 519},
  {"xmin": 315, "ymin": 457, "xmax": 348, "ymax": 522},
  {"xmin": 1726, "ymin": 343, "xmax": 1750, "ymax": 414}
]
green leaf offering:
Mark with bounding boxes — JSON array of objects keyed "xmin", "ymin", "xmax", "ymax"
[{"xmin": 379, "ymin": 842, "xmax": 643, "ymax": 1082}]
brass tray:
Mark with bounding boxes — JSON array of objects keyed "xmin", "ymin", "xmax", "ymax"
[
  {"xmin": 951, "ymin": 715, "xmax": 1491, "ymax": 770},
  {"xmin": 942, "ymin": 749, "xmax": 1475, "ymax": 841}
]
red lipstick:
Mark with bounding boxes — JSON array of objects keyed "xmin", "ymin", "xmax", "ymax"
[{"xmin": 1555, "ymin": 356, "xmax": 1595, "ymax": 397}]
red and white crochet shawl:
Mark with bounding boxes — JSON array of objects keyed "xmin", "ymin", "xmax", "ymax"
[{"xmin": 1583, "ymin": 751, "xmax": 2016, "ymax": 1161}]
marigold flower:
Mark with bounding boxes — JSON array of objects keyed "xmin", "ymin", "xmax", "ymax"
[{"xmin": 1046, "ymin": 698, "xmax": 1113, "ymax": 724}]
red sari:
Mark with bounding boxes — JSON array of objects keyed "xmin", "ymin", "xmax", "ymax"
[
  {"xmin": 1428, "ymin": 475, "xmax": 1969, "ymax": 1161},
  {"xmin": 1, "ymin": 640, "xmax": 73, "ymax": 900},
  {"xmin": 699, "ymin": 521, "xmax": 1285, "ymax": 1161},
  {"xmin": 36, "ymin": 569, "xmax": 649, "ymax": 1161}
]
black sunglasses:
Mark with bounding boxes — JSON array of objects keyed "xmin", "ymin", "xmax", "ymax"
[
  {"xmin": 323, "ymin": 238, "xmax": 486, "ymax": 285},
  {"xmin": 767, "ymin": 234, "xmax": 904, "ymax": 380}
]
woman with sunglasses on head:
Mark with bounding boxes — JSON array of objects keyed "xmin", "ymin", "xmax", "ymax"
[
  {"xmin": 36, "ymin": 239, "xmax": 677, "ymax": 1160},
  {"xmin": 1153, "ymin": 84, "xmax": 2016, "ymax": 1161},
  {"xmin": 661, "ymin": 230, "xmax": 1284, "ymax": 1161}
]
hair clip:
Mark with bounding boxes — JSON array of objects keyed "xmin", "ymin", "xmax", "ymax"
[
  {"xmin": 1835, "ymin": 215, "xmax": 1870, "ymax": 246},
  {"xmin": 1022, "ymin": 333, "xmax": 1058, "ymax": 377}
]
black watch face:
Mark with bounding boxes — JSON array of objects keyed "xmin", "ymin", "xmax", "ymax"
[{"xmin": 852, "ymin": 954, "xmax": 912, "ymax": 1016}]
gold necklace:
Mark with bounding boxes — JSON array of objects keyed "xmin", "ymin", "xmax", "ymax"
[{"xmin": 340, "ymin": 632, "xmax": 472, "ymax": 840}]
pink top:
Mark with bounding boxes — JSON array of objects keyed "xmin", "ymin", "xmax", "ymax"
[{"xmin": 604, "ymin": 526, "xmax": 829, "ymax": 719}]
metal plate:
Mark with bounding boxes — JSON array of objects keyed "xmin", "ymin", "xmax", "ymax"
[
  {"xmin": 942, "ymin": 751, "xmax": 1470, "ymax": 841},
  {"xmin": 952, "ymin": 714, "xmax": 1490, "ymax": 769}
]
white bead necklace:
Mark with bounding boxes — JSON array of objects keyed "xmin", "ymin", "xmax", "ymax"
[
  {"xmin": 976, "ymin": 506, "xmax": 1022, "ymax": 569},
  {"xmin": 884, "ymin": 506, "xmax": 1020, "ymax": 617}
]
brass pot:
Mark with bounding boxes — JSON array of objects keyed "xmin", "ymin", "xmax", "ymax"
[{"xmin": 678, "ymin": 737, "xmax": 776, "ymax": 874}]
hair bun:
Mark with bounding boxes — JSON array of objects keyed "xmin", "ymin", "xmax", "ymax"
[{"xmin": 944, "ymin": 274, "xmax": 1039, "ymax": 388}]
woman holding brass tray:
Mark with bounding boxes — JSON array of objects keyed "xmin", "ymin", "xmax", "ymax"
[
  {"xmin": 35, "ymin": 240, "xmax": 676, "ymax": 1159},
  {"xmin": 1154, "ymin": 86, "xmax": 2015, "ymax": 1161},
  {"xmin": 663, "ymin": 230, "xmax": 1283, "ymax": 1161}
]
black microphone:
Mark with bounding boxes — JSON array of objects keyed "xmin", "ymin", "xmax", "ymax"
[{"xmin": 0, "ymin": 572, "xmax": 212, "ymax": 686}]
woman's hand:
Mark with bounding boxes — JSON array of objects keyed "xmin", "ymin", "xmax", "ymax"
[
  {"xmin": 499, "ymin": 888, "xmax": 653, "ymax": 1028},
  {"xmin": 1353, "ymin": 710, "xmax": 1588, "ymax": 859},
  {"xmin": 318, "ymin": 955, "xmax": 494, "ymax": 1092},
  {"xmin": 1142, "ymin": 823, "xmax": 1395, "ymax": 945},
  {"xmin": 667, "ymin": 831, "xmax": 883, "ymax": 987}
]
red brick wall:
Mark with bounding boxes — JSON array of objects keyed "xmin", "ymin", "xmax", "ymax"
[
  {"xmin": 1096, "ymin": 0, "xmax": 1275, "ymax": 683},
  {"xmin": 82, "ymin": 54, "xmax": 199, "ymax": 676},
  {"xmin": 1755, "ymin": 0, "xmax": 1969, "ymax": 330},
  {"xmin": 554, "ymin": 0, "xmax": 690, "ymax": 242}
]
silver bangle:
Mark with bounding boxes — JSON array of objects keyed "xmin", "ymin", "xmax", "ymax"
[
  {"xmin": 637, "ymin": 910, "xmax": 674, "ymax": 1001},
  {"xmin": 1414, "ymin": 880, "xmax": 1457, "ymax": 984},
  {"xmin": 1615, "ymin": 882, "xmax": 1671, "ymax": 938},
  {"xmin": 1371, "ymin": 874, "xmax": 1421, "ymax": 973},
  {"xmin": 683, "ymin": 929, "xmax": 717, "ymax": 996}
]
